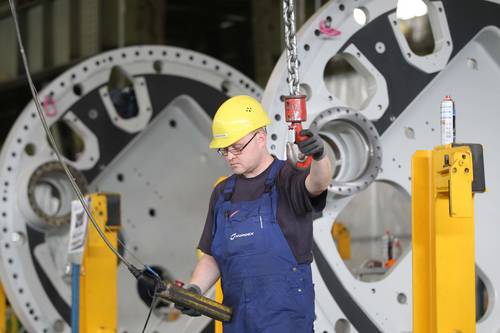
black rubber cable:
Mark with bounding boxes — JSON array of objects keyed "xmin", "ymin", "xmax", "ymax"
[{"xmin": 141, "ymin": 283, "xmax": 160, "ymax": 333}]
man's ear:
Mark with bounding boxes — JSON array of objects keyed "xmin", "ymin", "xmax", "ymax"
[{"xmin": 257, "ymin": 130, "xmax": 267, "ymax": 144}]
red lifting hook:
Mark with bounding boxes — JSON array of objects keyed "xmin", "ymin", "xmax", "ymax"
[{"xmin": 284, "ymin": 95, "xmax": 313, "ymax": 169}]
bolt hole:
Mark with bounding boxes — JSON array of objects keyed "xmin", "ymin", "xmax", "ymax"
[
  {"xmin": 153, "ymin": 60, "xmax": 162, "ymax": 73},
  {"xmin": 24, "ymin": 143, "xmax": 36, "ymax": 156},
  {"xmin": 73, "ymin": 84, "xmax": 83, "ymax": 96},
  {"xmin": 397, "ymin": 292, "xmax": 407, "ymax": 304}
]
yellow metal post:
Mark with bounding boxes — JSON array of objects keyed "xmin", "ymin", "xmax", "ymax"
[
  {"xmin": 412, "ymin": 145, "xmax": 476, "ymax": 333},
  {"xmin": 79, "ymin": 193, "xmax": 120, "ymax": 333},
  {"xmin": 212, "ymin": 176, "xmax": 227, "ymax": 333},
  {"xmin": 0, "ymin": 283, "xmax": 5, "ymax": 333},
  {"xmin": 215, "ymin": 280, "xmax": 224, "ymax": 333}
]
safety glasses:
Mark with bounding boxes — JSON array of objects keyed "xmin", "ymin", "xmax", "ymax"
[{"xmin": 217, "ymin": 132, "xmax": 258, "ymax": 157}]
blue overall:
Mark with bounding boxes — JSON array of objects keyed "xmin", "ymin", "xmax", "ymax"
[{"xmin": 211, "ymin": 160, "xmax": 315, "ymax": 333}]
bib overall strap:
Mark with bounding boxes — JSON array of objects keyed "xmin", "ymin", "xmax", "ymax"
[
  {"xmin": 222, "ymin": 174, "xmax": 237, "ymax": 201},
  {"xmin": 263, "ymin": 160, "xmax": 285, "ymax": 222},
  {"xmin": 263, "ymin": 160, "xmax": 285, "ymax": 193},
  {"xmin": 212, "ymin": 175, "xmax": 237, "ymax": 236}
]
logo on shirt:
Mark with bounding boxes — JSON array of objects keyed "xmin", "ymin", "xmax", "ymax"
[
  {"xmin": 230, "ymin": 232, "xmax": 254, "ymax": 241},
  {"xmin": 229, "ymin": 210, "xmax": 240, "ymax": 218}
]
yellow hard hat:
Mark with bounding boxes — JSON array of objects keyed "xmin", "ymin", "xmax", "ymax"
[{"xmin": 210, "ymin": 95, "xmax": 271, "ymax": 149}]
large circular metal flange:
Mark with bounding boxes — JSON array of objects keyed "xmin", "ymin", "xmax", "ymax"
[
  {"xmin": 311, "ymin": 107, "xmax": 381, "ymax": 195},
  {"xmin": 0, "ymin": 45, "xmax": 262, "ymax": 333},
  {"xmin": 262, "ymin": 1, "xmax": 500, "ymax": 332}
]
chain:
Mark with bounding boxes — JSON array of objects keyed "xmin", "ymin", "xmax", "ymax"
[{"xmin": 282, "ymin": 0, "xmax": 300, "ymax": 96}]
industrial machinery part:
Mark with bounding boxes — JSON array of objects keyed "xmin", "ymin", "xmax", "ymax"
[
  {"xmin": 412, "ymin": 144, "xmax": 485, "ymax": 332},
  {"xmin": 26, "ymin": 161, "xmax": 88, "ymax": 229},
  {"xmin": 158, "ymin": 282, "xmax": 232, "ymax": 323},
  {"xmin": 78, "ymin": 193, "xmax": 121, "ymax": 333},
  {"xmin": 262, "ymin": 0, "xmax": 500, "ymax": 331},
  {"xmin": 282, "ymin": 0, "xmax": 313, "ymax": 169},
  {"xmin": 0, "ymin": 45, "xmax": 261, "ymax": 333}
]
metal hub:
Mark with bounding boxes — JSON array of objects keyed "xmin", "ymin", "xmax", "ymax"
[
  {"xmin": 26, "ymin": 162, "xmax": 88, "ymax": 229},
  {"xmin": 311, "ymin": 107, "xmax": 381, "ymax": 195}
]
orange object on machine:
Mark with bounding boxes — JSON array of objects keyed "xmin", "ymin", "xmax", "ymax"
[{"xmin": 384, "ymin": 258, "xmax": 396, "ymax": 269}]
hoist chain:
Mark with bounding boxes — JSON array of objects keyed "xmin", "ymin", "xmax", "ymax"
[{"xmin": 282, "ymin": 0, "xmax": 300, "ymax": 96}]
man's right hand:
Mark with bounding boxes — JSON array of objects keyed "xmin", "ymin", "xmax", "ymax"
[{"xmin": 175, "ymin": 284, "xmax": 202, "ymax": 316}]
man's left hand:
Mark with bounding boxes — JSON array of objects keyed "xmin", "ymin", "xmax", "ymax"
[
  {"xmin": 174, "ymin": 284, "xmax": 203, "ymax": 317},
  {"xmin": 297, "ymin": 129, "xmax": 325, "ymax": 161}
]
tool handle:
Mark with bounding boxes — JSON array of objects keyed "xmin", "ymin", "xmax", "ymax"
[{"xmin": 158, "ymin": 282, "xmax": 232, "ymax": 322}]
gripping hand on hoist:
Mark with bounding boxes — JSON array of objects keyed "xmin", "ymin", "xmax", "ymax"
[
  {"xmin": 284, "ymin": 95, "xmax": 325, "ymax": 168},
  {"xmin": 296, "ymin": 129, "xmax": 325, "ymax": 161},
  {"xmin": 281, "ymin": 0, "xmax": 325, "ymax": 169},
  {"xmin": 284, "ymin": 95, "xmax": 312, "ymax": 169}
]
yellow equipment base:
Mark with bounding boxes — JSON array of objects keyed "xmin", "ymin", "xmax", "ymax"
[
  {"xmin": 79, "ymin": 193, "xmax": 120, "ymax": 333},
  {"xmin": 412, "ymin": 145, "xmax": 476, "ymax": 333}
]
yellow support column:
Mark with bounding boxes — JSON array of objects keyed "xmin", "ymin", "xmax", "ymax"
[
  {"xmin": 215, "ymin": 279, "xmax": 223, "ymax": 333},
  {"xmin": 0, "ymin": 283, "xmax": 5, "ymax": 333},
  {"xmin": 412, "ymin": 145, "xmax": 480, "ymax": 333},
  {"xmin": 212, "ymin": 176, "xmax": 227, "ymax": 333},
  {"xmin": 79, "ymin": 193, "xmax": 120, "ymax": 333}
]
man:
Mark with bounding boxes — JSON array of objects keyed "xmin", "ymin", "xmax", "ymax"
[{"xmin": 180, "ymin": 95, "xmax": 331, "ymax": 332}]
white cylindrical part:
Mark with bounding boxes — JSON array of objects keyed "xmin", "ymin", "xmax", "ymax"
[{"xmin": 441, "ymin": 96, "xmax": 456, "ymax": 145}]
